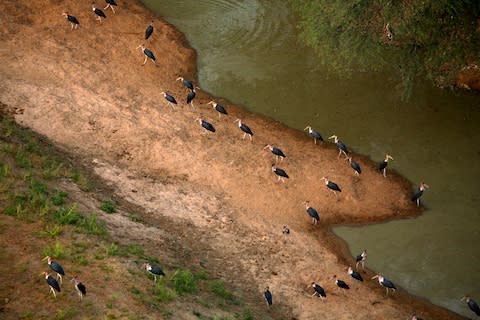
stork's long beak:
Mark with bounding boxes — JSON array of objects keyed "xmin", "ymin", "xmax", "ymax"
[
  {"xmin": 42, "ymin": 256, "xmax": 48, "ymax": 261},
  {"xmin": 136, "ymin": 45, "xmax": 142, "ymax": 49},
  {"xmin": 328, "ymin": 135, "xmax": 335, "ymax": 139},
  {"xmin": 176, "ymin": 77, "xmax": 182, "ymax": 81},
  {"xmin": 263, "ymin": 145, "xmax": 269, "ymax": 149},
  {"xmin": 303, "ymin": 126, "xmax": 308, "ymax": 131},
  {"xmin": 207, "ymin": 101, "xmax": 213, "ymax": 105},
  {"xmin": 371, "ymin": 275, "xmax": 379, "ymax": 280}
]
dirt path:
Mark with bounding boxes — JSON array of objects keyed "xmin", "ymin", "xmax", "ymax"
[{"xmin": 0, "ymin": 0, "xmax": 466, "ymax": 319}]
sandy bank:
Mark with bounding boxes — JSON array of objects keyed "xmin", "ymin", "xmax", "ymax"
[{"xmin": 0, "ymin": 0, "xmax": 467, "ymax": 319}]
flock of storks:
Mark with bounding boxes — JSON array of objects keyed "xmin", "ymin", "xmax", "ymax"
[{"xmin": 54, "ymin": 1, "xmax": 480, "ymax": 319}]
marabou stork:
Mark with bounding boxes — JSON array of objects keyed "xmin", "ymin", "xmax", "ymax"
[
  {"xmin": 355, "ymin": 250, "xmax": 367, "ymax": 270},
  {"xmin": 208, "ymin": 101, "xmax": 228, "ymax": 118},
  {"xmin": 311, "ymin": 282, "xmax": 326, "ymax": 300},
  {"xmin": 264, "ymin": 144, "xmax": 286, "ymax": 162},
  {"xmin": 462, "ymin": 295, "xmax": 480, "ymax": 316},
  {"xmin": 197, "ymin": 118, "xmax": 215, "ymax": 133},
  {"xmin": 160, "ymin": 91, "xmax": 177, "ymax": 110},
  {"xmin": 43, "ymin": 256, "xmax": 65, "ymax": 284},
  {"xmin": 234, "ymin": 119, "xmax": 253, "ymax": 141},
  {"xmin": 328, "ymin": 135, "xmax": 348, "ymax": 159},
  {"xmin": 43, "ymin": 272, "xmax": 61, "ymax": 298},
  {"xmin": 304, "ymin": 126, "xmax": 323, "ymax": 144},
  {"xmin": 62, "ymin": 12, "xmax": 80, "ymax": 30},
  {"xmin": 304, "ymin": 201, "xmax": 320, "ymax": 225},
  {"xmin": 272, "ymin": 164, "xmax": 289, "ymax": 182},
  {"xmin": 372, "ymin": 274, "xmax": 396, "ymax": 296},
  {"xmin": 412, "ymin": 182, "xmax": 429, "ymax": 207},
  {"xmin": 410, "ymin": 314, "xmax": 424, "ymax": 320},
  {"xmin": 264, "ymin": 287, "xmax": 273, "ymax": 306},
  {"xmin": 333, "ymin": 275, "xmax": 350, "ymax": 291},
  {"xmin": 104, "ymin": 0, "xmax": 117, "ymax": 14},
  {"xmin": 71, "ymin": 276, "xmax": 87, "ymax": 300},
  {"xmin": 379, "ymin": 154, "xmax": 394, "ymax": 177},
  {"xmin": 321, "ymin": 176, "xmax": 341, "ymax": 197},
  {"xmin": 145, "ymin": 21, "xmax": 154, "ymax": 40},
  {"xmin": 347, "ymin": 157, "xmax": 361, "ymax": 176},
  {"xmin": 282, "ymin": 225, "xmax": 290, "ymax": 235},
  {"xmin": 137, "ymin": 44, "xmax": 156, "ymax": 65},
  {"xmin": 186, "ymin": 89, "xmax": 196, "ymax": 109},
  {"xmin": 347, "ymin": 266, "xmax": 363, "ymax": 282},
  {"xmin": 144, "ymin": 262, "xmax": 165, "ymax": 283},
  {"xmin": 92, "ymin": 4, "xmax": 106, "ymax": 23},
  {"xmin": 176, "ymin": 77, "xmax": 194, "ymax": 91}
]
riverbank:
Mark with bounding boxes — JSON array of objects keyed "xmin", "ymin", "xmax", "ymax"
[{"xmin": 0, "ymin": 0, "xmax": 467, "ymax": 319}]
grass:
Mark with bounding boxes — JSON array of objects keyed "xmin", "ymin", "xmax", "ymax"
[
  {"xmin": 43, "ymin": 241, "xmax": 66, "ymax": 259},
  {"xmin": 40, "ymin": 224, "xmax": 63, "ymax": 238},
  {"xmin": 100, "ymin": 199, "xmax": 116, "ymax": 213},
  {"xmin": 171, "ymin": 269, "xmax": 197, "ymax": 295}
]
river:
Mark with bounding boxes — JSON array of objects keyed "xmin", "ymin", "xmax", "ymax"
[{"xmin": 141, "ymin": 0, "xmax": 480, "ymax": 317}]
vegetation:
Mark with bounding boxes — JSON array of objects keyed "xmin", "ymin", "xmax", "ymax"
[{"xmin": 288, "ymin": 0, "xmax": 480, "ymax": 96}]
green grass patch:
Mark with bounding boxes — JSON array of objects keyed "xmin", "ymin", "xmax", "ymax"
[
  {"xmin": 171, "ymin": 270, "xmax": 197, "ymax": 295},
  {"xmin": 153, "ymin": 277, "xmax": 175, "ymax": 302},
  {"xmin": 100, "ymin": 200, "xmax": 116, "ymax": 213},
  {"xmin": 54, "ymin": 204, "xmax": 82, "ymax": 225},
  {"xmin": 43, "ymin": 241, "xmax": 66, "ymax": 259},
  {"xmin": 51, "ymin": 189, "xmax": 68, "ymax": 206},
  {"xmin": 78, "ymin": 213, "xmax": 107, "ymax": 236},
  {"xmin": 40, "ymin": 224, "xmax": 63, "ymax": 238}
]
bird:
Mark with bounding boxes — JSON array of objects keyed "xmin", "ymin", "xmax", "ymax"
[
  {"xmin": 43, "ymin": 272, "xmax": 61, "ymax": 298},
  {"xmin": 104, "ymin": 0, "xmax": 117, "ymax": 14},
  {"xmin": 92, "ymin": 4, "xmax": 107, "ymax": 22},
  {"xmin": 208, "ymin": 101, "xmax": 228, "ymax": 118},
  {"xmin": 412, "ymin": 182, "xmax": 429, "ymax": 207},
  {"xmin": 144, "ymin": 262, "xmax": 165, "ymax": 283},
  {"xmin": 62, "ymin": 12, "xmax": 80, "ymax": 30},
  {"xmin": 197, "ymin": 118, "xmax": 215, "ymax": 133},
  {"xmin": 145, "ymin": 21, "xmax": 154, "ymax": 40},
  {"xmin": 355, "ymin": 250, "xmax": 367, "ymax": 269},
  {"xmin": 304, "ymin": 201, "xmax": 320, "ymax": 225},
  {"xmin": 264, "ymin": 287, "xmax": 273, "ymax": 306},
  {"xmin": 379, "ymin": 154, "xmax": 394, "ymax": 177},
  {"xmin": 186, "ymin": 89, "xmax": 196, "ymax": 109},
  {"xmin": 347, "ymin": 266, "xmax": 363, "ymax": 281},
  {"xmin": 271, "ymin": 164, "xmax": 289, "ymax": 182},
  {"xmin": 264, "ymin": 144, "xmax": 286, "ymax": 162},
  {"xmin": 43, "ymin": 256, "xmax": 65, "ymax": 284},
  {"xmin": 176, "ymin": 77, "xmax": 194, "ymax": 91},
  {"xmin": 384, "ymin": 23, "xmax": 393, "ymax": 41},
  {"xmin": 311, "ymin": 282, "xmax": 326, "ymax": 300},
  {"xmin": 321, "ymin": 176, "xmax": 341, "ymax": 196},
  {"xmin": 462, "ymin": 295, "xmax": 480, "ymax": 316},
  {"xmin": 372, "ymin": 274, "xmax": 396, "ymax": 296},
  {"xmin": 282, "ymin": 225, "xmax": 290, "ymax": 235},
  {"xmin": 333, "ymin": 275, "xmax": 350, "ymax": 291},
  {"xmin": 303, "ymin": 125, "xmax": 323, "ymax": 144},
  {"xmin": 71, "ymin": 276, "xmax": 86, "ymax": 300},
  {"xmin": 347, "ymin": 157, "xmax": 361, "ymax": 176},
  {"xmin": 136, "ymin": 44, "xmax": 156, "ymax": 66},
  {"xmin": 234, "ymin": 119, "xmax": 253, "ymax": 141},
  {"xmin": 328, "ymin": 135, "xmax": 348, "ymax": 159},
  {"xmin": 160, "ymin": 91, "xmax": 177, "ymax": 110}
]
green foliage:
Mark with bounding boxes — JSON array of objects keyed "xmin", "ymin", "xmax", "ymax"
[
  {"xmin": 153, "ymin": 278, "xmax": 175, "ymax": 302},
  {"xmin": 40, "ymin": 224, "xmax": 63, "ymax": 238},
  {"xmin": 100, "ymin": 200, "xmax": 116, "ymax": 213},
  {"xmin": 210, "ymin": 280, "xmax": 236, "ymax": 302},
  {"xmin": 171, "ymin": 270, "xmax": 197, "ymax": 295},
  {"xmin": 51, "ymin": 189, "xmax": 68, "ymax": 206},
  {"xmin": 55, "ymin": 307, "xmax": 77, "ymax": 320},
  {"xmin": 104, "ymin": 243, "xmax": 119, "ymax": 256},
  {"xmin": 288, "ymin": 0, "xmax": 480, "ymax": 95},
  {"xmin": 43, "ymin": 241, "xmax": 66, "ymax": 259},
  {"xmin": 54, "ymin": 204, "xmax": 82, "ymax": 225},
  {"xmin": 78, "ymin": 213, "xmax": 107, "ymax": 236}
]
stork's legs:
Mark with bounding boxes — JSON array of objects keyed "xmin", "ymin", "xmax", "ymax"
[
  {"xmin": 57, "ymin": 274, "xmax": 63, "ymax": 284},
  {"xmin": 383, "ymin": 168, "xmax": 387, "ymax": 178},
  {"xmin": 314, "ymin": 139, "xmax": 317, "ymax": 145},
  {"xmin": 142, "ymin": 57, "xmax": 147, "ymax": 65},
  {"xmin": 104, "ymin": 5, "xmax": 116, "ymax": 14},
  {"xmin": 50, "ymin": 287, "xmax": 57, "ymax": 298},
  {"xmin": 190, "ymin": 102, "xmax": 195, "ymax": 109},
  {"xmin": 242, "ymin": 133, "xmax": 246, "ymax": 139}
]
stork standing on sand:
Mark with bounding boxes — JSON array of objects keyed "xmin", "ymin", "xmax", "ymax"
[
  {"xmin": 311, "ymin": 282, "xmax": 326, "ymax": 300},
  {"xmin": 304, "ymin": 125, "xmax": 323, "ymax": 144},
  {"xmin": 412, "ymin": 182, "xmax": 429, "ymax": 207},
  {"xmin": 176, "ymin": 77, "xmax": 194, "ymax": 91},
  {"xmin": 234, "ymin": 119, "xmax": 253, "ymax": 141},
  {"xmin": 333, "ymin": 275, "xmax": 350, "ymax": 292},
  {"xmin": 104, "ymin": 0, "xmax": 117, "ymax": 14},
  {"xmin": 144, "ymin": 262, "xmax": 165, "ymax": 283},
  {"xmin": 379, "ymin": 154, "xmax": 394, "ymax": 177},
  {"xmin": 62, "ymin": 12, "xmax": 80, "ymax": 30},
  {"xmin": 264, "ymin": 287, "xmax": 273, "ymax": 306},
  {"xmin": 372, "ymin": 274, "xmax": 396, "ymax": 296},
  {"xmin": 355, "ymin": 250, "xmax": 367, "ymax": 270},
  {"xmin": 137, "ymin": 44, "xmax": 156, "ymax": 66},
  {"xmin": 92, "ymin": 4, "xmax": 106, "ymax": 23},
  {"xmin": 328, "ymin": 135, "xmax": 348, "ymax": 159},
  {"xmin": 197, "ymin": 118, "xmax": 216, "ymax": 134},
  {"xmin": 461, "ymin": 295, "xmax": 480, "ymax": 316},
  {"xmin": 43, "ymin": 256, "xmax": 65, "ymax": 284},
  {"xmin": 208, "ymin": 101, "xmax": 228, "ymax": 118},
  {"xmin": 264, "ymin": 144, "xmax": 286, "ymax": 162},
  {"xmin": 304, "ymin": 201, "xmax": 320, "ymax": 225},
  {"xmin": 145, "ymin": 21, "xmax": 154, "ymax": 40},
  {"xmin": 347, "ymin": 157, "xmax": 361, "ymax": 176},
  {"xmin": 271, "ymin": 164, "xmax": 289, "ymax": 182},
  {"xmin": 321, "ymin": 176, "xmax": 341, "ymax": 197},
  {"xmin": 347, "ymin": 266, "xmax": 363, "ymax": 282},
  {"xmin": 160, "ymin": 92, "xmax": 177, "ymax": 110},
  {"xmin": 186, "ymin": 88, "xmax": 196, "ymax": 109},
  {"xmin": 43, "ymin": 272, "xmax": 61, "ymax": 298},
  {"xmin": 71, "ymin": 276, "xmax": 87, "ymax": 300}
]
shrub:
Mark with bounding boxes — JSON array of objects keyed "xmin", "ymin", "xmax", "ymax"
[
  {"xmin": 171, "ymin": 270, "xmax": 197, "ymax": 295},
  {"xmin": 100, "ymin": 200, "xmax": 116, "ymax": 213}
]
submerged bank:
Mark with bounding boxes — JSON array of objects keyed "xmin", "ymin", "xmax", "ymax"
[{"xmin": 0, "ymin": 0, "xmax": 468, "ymax": 319}]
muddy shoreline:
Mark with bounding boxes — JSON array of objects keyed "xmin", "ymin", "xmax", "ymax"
[{"xmin": 0, "ymin": 0, "xmax": 467, "ymax": 318}]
